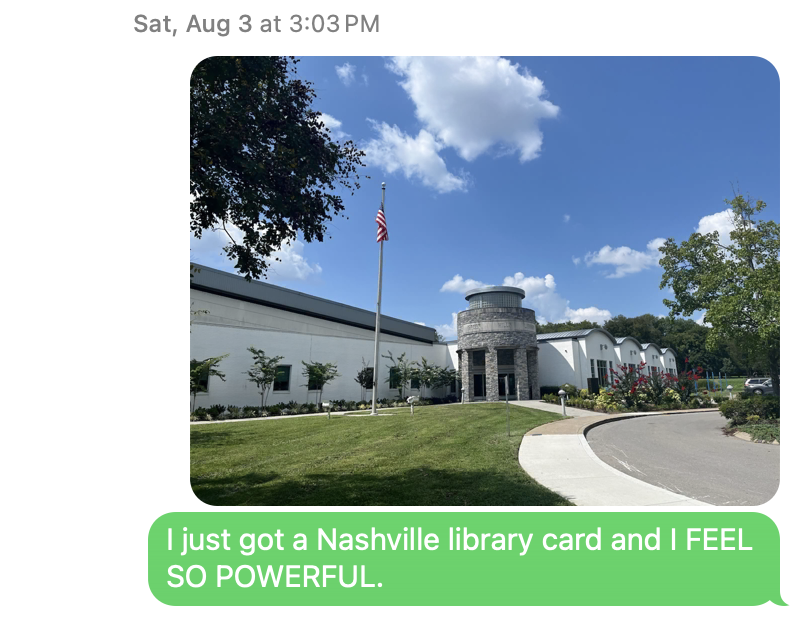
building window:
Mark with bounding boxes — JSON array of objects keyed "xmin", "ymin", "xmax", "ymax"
[
  {"xmin": 191, "ymin": 361, "xmax": 209, "ymax": 393},
  {"xmin": 410, "ymin": 376, "xmax": 420, "ymax": 389},
  {"xmin": 609, "ymin": 361, "xmax": 614, "ymax": 384},
  {"xmin": 449, "ymin": 380, "xmax": 457, "ymax": 394},
  {"xmin": 472, "ymin": 350, "xmax": 486, "ymax": 367},
  {"xmin": 497, "ymin": 349, "xmax": 514, "ymax": 366},
  {"xmin": 590, "ymin": 359, "xmax": 596, "ymax": 378},
  {"xmin": 597, "ymin": 360, "xmax": 608, "ymax": 387},
  {"xmin": 389, "ymin": 368, "xmax": 400, "ymax": 389},
  {"xmin": 650, "ymin": 366, "xmax": 658, "ymax": 375},
  {"xmin": 629, "ymin": 363, "xmax": 636, "ymax": 372},
  {"xmin": 273, "ymin": 365, "xmax": 291, "ymax": 392}
]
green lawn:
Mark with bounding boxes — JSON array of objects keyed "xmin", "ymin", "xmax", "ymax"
[{"xmin": 191, "ymin": 403, "xmax": 571, "ymax": 506}]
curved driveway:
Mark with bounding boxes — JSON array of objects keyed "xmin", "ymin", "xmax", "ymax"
[{"xmin": 586, "ymin": 411, "xmax": 779, "ymax": 505}]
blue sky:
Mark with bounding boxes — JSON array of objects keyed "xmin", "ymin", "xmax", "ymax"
[{"xmin": 190, "ymin": 56, "xmax": 780, "ymax": 339}]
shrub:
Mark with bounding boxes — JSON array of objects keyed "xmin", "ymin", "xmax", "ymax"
[
  {"xmin": 192, "ymin": 407, "xmax": 211, "ymax": 421},
  {"xmin": 560, "ymin": 383, "xmax": 578, "ymax": 395},
  {"xmin": 540, "ymin": 386, "xmax": 561, "ymax": 397},
  {"xmin": 542, "ymin": 393, "xmax": 560, "ymax": 404},
  {"xmin": 207, "ymin": 404, "xmax": 226, "ymax": 418},
  {"xmin": 719, "ymin": 396, "xmax": 779, "ymax": 425},
  {"xmin": 687, "ymin": 397, "xmax": 702, "ymax": 409}
]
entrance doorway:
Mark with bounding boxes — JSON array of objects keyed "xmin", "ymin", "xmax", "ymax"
[
  {"xmin": 498, "ymin": 373, "xmax": 516, "ymax": 398},
  {"xmin": 473, "ymin": 374, "xmax": 486, "ymax": 399}
]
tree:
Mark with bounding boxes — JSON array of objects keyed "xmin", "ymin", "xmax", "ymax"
[
  {"xmin": 659, "ymin": 192, "xmax": 780, "ymax": 394},
  {"xmin": 190, "ymin": 355, "xmax": 228, "ymax": 412},
  {"xmin": 416, "ymin": 357, "xmax": 440, "ymax": 398},
  {"xmin": 301, "ymin": 361, "xmax": 341, "ymax": 406},
  {"xmin": 434, "ymin": 331, "xmax": 446, "ymax": 343},
  {"xmin": 353, "ymin": 359, "xmax": 374, "ymax": 402},
  {"xmin": 382, "ymin": 351, "xmax": 416, "ymax": 399},
  {"xmin": 245, "ymin": 347, "xmax": 284, "ymax": 410},
  {"xmin": 190, "ymin": 56, "xmax": 366, "ymax": 280}
]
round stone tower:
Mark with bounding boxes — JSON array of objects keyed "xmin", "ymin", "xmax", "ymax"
[{"xmin": 456, "ymin": 286, "xmax": 539, "ymax": 402}]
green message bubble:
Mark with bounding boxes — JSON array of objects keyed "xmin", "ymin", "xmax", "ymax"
[{"xmin": 149, "ymin": 512, "xmax": 785, "ymax": 606}]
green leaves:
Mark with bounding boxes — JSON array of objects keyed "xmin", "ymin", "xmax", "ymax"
[
  {"xmin": 659, "ymin": 192, "xmax": 780, "ymax": 392},
  {"xmin": 190, "ymin": 57, "xmax": 366, "ymax": 281}
]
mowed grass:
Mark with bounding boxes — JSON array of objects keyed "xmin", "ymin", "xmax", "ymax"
[{"xmin": 191, "ymin": 403, "xmax": 571, "ymax": 506}]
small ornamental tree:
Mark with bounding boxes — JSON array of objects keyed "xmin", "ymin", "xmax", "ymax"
[
  {"xmin": 640, "ymin": 371, "xmax": 674, "ymax": 406},
  {"xmin": 433, "ymin": 366, "xmax": 458, "ymax": 395},
  {"xmin": 353, "ymin": 358, "xmax": 374, "ymax": 401},
  {"xmin": 245, "ymin": 347, "xmax": 284, "ymax": 410},
  {"xmin": 301, "ymin": 361, "xmax": 341, "ymax": 406},
  {"xmin": 382, "ymin": 351, "xmax": 417, "ymax": 399},
  {"xmin": 190, "ymin": 354, "xmax": 228, "ymax": 412},
  {"xmin": 673, "ymin": 364, "xmax": 703, "ymax": 402},
  {"xmin": 609, "ymin": 362, "xmax": 648, "ymax": 409},
  {"xmin": 416, "ymin": 357, "xmax": 441, "ymax": 398}
]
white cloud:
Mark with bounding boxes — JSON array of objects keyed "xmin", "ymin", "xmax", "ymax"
[
  {"xmin": 387, "ymin": 56, "xmax": 559, "ymax": 162},
  {"xmin": 564, "ymin": 306, "xmax": 613, "ymax": 324},
  {"xmin": 572, "ymin": 256, "xmax": 581, "ymax": 266},
  {"xmin": 318, "ymin": 113, "xmax": 349, "ymax": 141},
  {"xmin": 563, "ymin": 214, "xmax": 570, "ymax": 223},
  {"xmin": 190, "ymin": 223, "xmax": 321, "ymax": 282},
  {"xmin": 440, "ymin": 274, "xmax": 489, "ymax": 293},
  {"xmin": 695, "ymin": 209, "xmax": 736, "ymax": 247},
  {"xmin": 335, "ymin": 63, "xmax": 356, "ymax": 86},
  {"xmin": 440, "ymin": 271, "xmax": 611, "ymax": 326},
  {"xmin": 694, "ymin": 311, "xmax": 711, "ymax": 327},
  {"xmin": 364, "ymin": 121, "xmax": 469, "ymax": 193},
  {"xmin": 434, "ymin": 312, "xmax": 459, "ymax": 340},
  {"xmin": 584, "ymin": 238, "xmax": 665, "ymax": 278}
]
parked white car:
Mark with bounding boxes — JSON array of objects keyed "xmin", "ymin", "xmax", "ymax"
[{"xmin": 744, "ymin": 377, "xmax": 771, "ymax": 388}]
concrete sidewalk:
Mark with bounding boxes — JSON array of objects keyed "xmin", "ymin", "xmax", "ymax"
[
  {"xmin": 516, "ymin": 407, "xmax": 716, "ymax": 506},
  {"xmin": 512, "ymin": 399, "xmax": 595, "ymax": 418}
]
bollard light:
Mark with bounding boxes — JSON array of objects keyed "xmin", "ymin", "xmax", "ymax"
[
  {"xmin": 407, "ymin": 395, "xmax": 419, "ymax": 415},
  {"xmin": 726, "ymin": 385, "xmax": 733, "ymax": 400},
  {"xmin": 322, "ymin": 402, "xmax": 331, "ymax": 420},
  {"xmin": 558, "ymin": 389, "xmax": 567, "ymax": 417}
]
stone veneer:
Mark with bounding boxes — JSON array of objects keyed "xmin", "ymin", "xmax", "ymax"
[{"xmin": 456, "ymin": 306, "xmax": 539, "ymax": 402}]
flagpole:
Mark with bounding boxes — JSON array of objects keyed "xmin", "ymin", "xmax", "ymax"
[{"xmin": 371, "ymin": 182, "xmax": 386, "ymax": 415}]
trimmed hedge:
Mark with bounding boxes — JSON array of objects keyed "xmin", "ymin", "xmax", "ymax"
[
  {"xmin": 191, "ymin": 395, "xmax": 460, "ymax": 421},
  {"xmin": 719, "ymin": 395, "xmax": 780, "ymax": 425}
]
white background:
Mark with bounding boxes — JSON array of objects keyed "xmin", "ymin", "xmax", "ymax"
[{"xmin": 2, "ymin": 1, "xmax": 789, "ymax": 620}]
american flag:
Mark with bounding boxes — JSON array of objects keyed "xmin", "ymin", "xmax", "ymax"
[{"xmin": 375, "ymin": 204, "xmax": 389, "ymax": 242}]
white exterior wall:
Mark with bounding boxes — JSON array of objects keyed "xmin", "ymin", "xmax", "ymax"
[
  {"xmin": 640, "ymin": 345, "xmax": 665, "ymax": 375},
  {"xmin": 582, "ymin": 333, "xmax": 618, "ymax": 386},
  {"xmin": 538, "ymin": 339, "xmax": 579, "ymax": 388},
  {"xmin": 661, "ymin": 351, "xmax": 679, "ymax": 376},
  {"xmin": 190, "ymin": 291, "xmax": 452, "ymax": 408},
  {"xmin": 615, "ymin": 340, "xmax": 643, "ymax": 371}
]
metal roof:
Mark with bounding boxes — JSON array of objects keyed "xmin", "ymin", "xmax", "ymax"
[
  {"xmin": 641, "ymin": 342, "xmax": 663, "ymax": 352},
  {"xmin": 660, "ymin": 347, "xmax": 677, "ymax": 356},
  {"xmin": 464, "ymin": 286, "xmax": 525, "ymax": 300},
  {"xmin": 615, "ymin": 336, "xmax": 643, "ymax": 347},
  {"xmin": 536, "ymin": 328, "xmax": 618, "ymax": 344},
  {"xmin": 190, "ymin": 264, "xmax": 437, "ymax": 344}
]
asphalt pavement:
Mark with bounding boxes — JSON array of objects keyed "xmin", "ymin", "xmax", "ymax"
[{"xmin": 586, "ymin": 411, "xmax": 780, "ymax": 505}]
